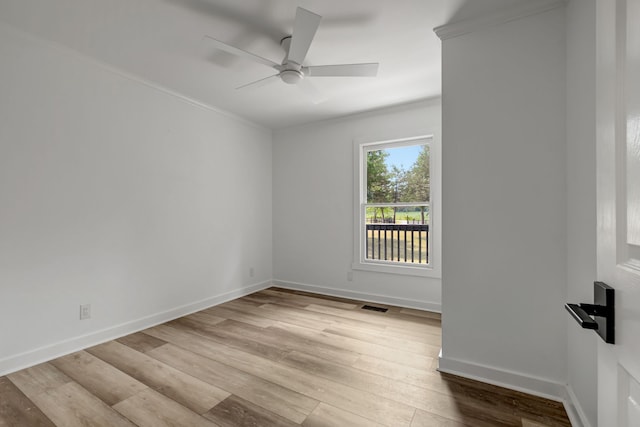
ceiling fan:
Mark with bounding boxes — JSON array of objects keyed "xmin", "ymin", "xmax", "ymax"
[{"xmin": 204, "ymin": 7, "xmax": 379, "ymax": 103}]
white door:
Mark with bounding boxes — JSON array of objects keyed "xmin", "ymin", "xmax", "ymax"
[{"xmin": 596, "ymin": 0, "xmax": 640, "ymax": 425}]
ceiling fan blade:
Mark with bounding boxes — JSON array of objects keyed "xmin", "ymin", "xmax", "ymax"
[
  {"xmin": 304, "ymin": 63, "xmax": 379, "ymax": 77},
  {"xmin": 287, "ymin": 7, "xmax": 322, "ymax": 65},
  {"xmin": 204, "ymin": 36, "xmax": 281, "ymax": 70},
  {"xmin": 236, "ymin": 74, "xmax": 279, "ymax": 90},
  {"xmin": 297, "ymin": 78, "xmax": 326, "ymax": 104}
]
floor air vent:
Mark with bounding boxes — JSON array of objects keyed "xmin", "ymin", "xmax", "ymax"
[{"xmin": 361, "ymin": 305, "xmax": 388, "ymax": 313}]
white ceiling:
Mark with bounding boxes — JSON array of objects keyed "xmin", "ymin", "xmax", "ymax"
[{"xmin": 0, "ymin": 0, "xmax": 528, "ymax": 129}]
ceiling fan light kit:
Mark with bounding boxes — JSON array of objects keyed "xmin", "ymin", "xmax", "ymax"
[{"xmin": 204, "ymin": 6, "xmax": 379, "ymax": 100}]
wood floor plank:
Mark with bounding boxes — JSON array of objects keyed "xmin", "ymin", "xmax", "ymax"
[
  {"xmin": 272, "ymin": 321, "xmax": 435, "ymax": 370},
  {"xmin": 146, "ymin": 341, "xmax": 318, "ymax": 424},
  {"xmin": 215, "ymin": 318, "xmax": 432, "ymax": 387},
  {"xmin": 50, "ymin": 350, "xmax": 148, "ymax": 406},
  {"xmin": 167, "ymin": 317, "xmax": 291, "ymax": 362},
  {"xmin": 213, "ymin": 319, "xmax": 360, "ymax": 366},
  {"xmin": 522, "ymin": 419, "xmax": 553, "ymax": 427},
  {"xmin": 324, "ymin": 324, "xmax": 440, "ymax": 355},
  {"xmin": 28, "ymin": 382, "xmax": 136, "ymax": 427},
  {"xmin": 184, "ymin": 311, "xmax": 226, "ymax": 326},
  {"xmin": 7, "ymin": 363, "xmax": 71, "ymax": 398},
  {"xmin": 305, "ymin": 303, "xmax": 440, "ymax": 331},
  {"xmin": 169, "ymin": 316, "xmax": 227, "ymax": 338},
  {"xmin": 117, "ymin": 331, "xmax": 168, "ymax": 353},
  {"xmin": 385, "ymin": 323, "xmax": 442, "ymax": 340},
  {"xmin": 259, "ymin": 289, "xmax": 359, "ymax": 310},
  {"xmin": 203, "ymin": 394, "xmax": 300, "ymax": 427},
  {"xmin": 411, "ymin": 409, "xmax": 468, "ymax": 427},
  {"xmin": 283, "ymin": 349, "xmax": 432, "ymax": 401},
  {"xmin": 408, "ymin": 394, "xmax": 516, "ymax": 427},
  {"xmin": 203, "ymin": 305, "xmax": 279, "ymax": 328},
  {"xmin": 271, "ymin": 288, "xmax": 364, "ymax": 307},
  {"xmin": 145, "ymin": 324, "xmax": 416, "ymax": 427},
  {"xmin": 223, "ymin": 299, "xmax": 329, "ymax": 330},
  {"xmin": 113, "ymin": 388, "xmax": 218, "ymax": 427},
  {"xmin": 220, "ymin": 298, "xmax": 262, "ymax": 307},
  {"xmin": 302, "ymin": 402, "xmax": 386, "ymax": 427},
  {"xmin": 0, "ymin": 376, "xmax": 55, "ymax": 427},
  {"xmin": 321, "ymin": 319, "xmax": 441, "ymax": 348},
  {"xmin": 241, "ymin": 293, "xmax": 306, "ymax": 308},
  {"xmin": 352, "ymin": 354, "xmax": 439, "ymax": 389},
  {"xmin": 258, "ymin": 302, "xmax": 388, "ymax": 333},
  {"xmin": 87, "ymin": 340, "xmax": 228, "ymax": 414}
]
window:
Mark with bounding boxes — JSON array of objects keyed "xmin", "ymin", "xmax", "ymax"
[{"xmin": 353, "ymin": 135, "xmax": 439, "ymax": 277}]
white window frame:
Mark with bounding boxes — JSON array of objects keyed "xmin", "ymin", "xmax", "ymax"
[{"xmin": 352, "ymin": 135, "xmax": 441, "ymax": 278}]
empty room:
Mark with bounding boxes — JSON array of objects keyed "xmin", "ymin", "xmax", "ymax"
[{"xmin": 1, "ymin": 0, "xmax": 638, "ymax": 426}]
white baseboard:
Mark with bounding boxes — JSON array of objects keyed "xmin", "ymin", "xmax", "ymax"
[
  {"xmin": 439, "ymin": 355, "xmax": 589, "ymax": 427},
  {"xmin": 564, "ymin": 385, "xmax": 593, "ymax": 427},
  {"xmin": 272, "ymin": 279, "xmax": 441, "ymax": 312},
  {"xmin": 438, "ymin": 355, "xmax": 567, "ymax": 401},
  {"xmin": 0, "ymin": 281, "xmax": 271, "ymax": 377}
]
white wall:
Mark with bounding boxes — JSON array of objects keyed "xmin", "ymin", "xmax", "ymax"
[
  {"xmin": 565, "ymin": 0, "xmax": 597, "ymax": 425},
  {"xmin": 273, "ymin": 100, "xmax": 441, "ymax": 310},
  {"xmin": 0, "ymin": 24, "xmax": 272, "ymax": 375},
  {"xmin": 439, "ymin": 6, "xmax": 568, "ymax": 396}
]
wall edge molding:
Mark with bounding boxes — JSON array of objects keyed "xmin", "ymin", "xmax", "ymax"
[
  {"xmin": 272, "ymin": 279, "xmax": 441, "ymax": 312},
  {"xmin": 434, "ymin": 0, "xmax": 567, "ymax": 40},
  {"xmin": 0, "ymin": 281, "xmax": 271, "ymax": 377},
  {"xmin": 438, "ymin": 355, "xmax": 586, "ymax": 426}
]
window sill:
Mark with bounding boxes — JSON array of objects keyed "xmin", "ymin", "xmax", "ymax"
[{"xmin": 351, "ymin": 261, "xmax": 441, "ymax": 278}]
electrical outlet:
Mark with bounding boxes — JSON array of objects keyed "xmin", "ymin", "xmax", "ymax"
[
  {"xmin": 347, "ymin": 271, "xmax": 353, "ymax": 281},
  {"xmin": 249, "ymin": 267, "xmax": 255, "ymax": 277},
  {"xmin": 80, "ymin": 304, "xmax": 91, "ymax": 320}
]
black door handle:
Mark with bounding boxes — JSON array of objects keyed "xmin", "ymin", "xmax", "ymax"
[
  {"xmin": 565, "ymin": 281, "xmax": 615, "ymax": 344},
  {"xmin": 565, "ymin": 303, "xmax": 598, "ymax": 329}
]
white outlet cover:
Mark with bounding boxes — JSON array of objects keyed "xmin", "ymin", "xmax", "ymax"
[{"xmin": 80, "ymin": 304, "xmax": 91, "ymax": 320}]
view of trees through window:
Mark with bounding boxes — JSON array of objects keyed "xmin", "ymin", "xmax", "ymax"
[
  {"xmin": 363, "ymin": 142, "xmax": 430, "ymax": 265},
  {"xmin": 366, "ymin": 144, "xmax": 430, "ymax": 223}
]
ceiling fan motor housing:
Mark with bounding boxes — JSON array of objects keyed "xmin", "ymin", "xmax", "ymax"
[
  {"xmin": 280, "ymin": 69, "xmax": 303, "ymax": 84},
  {"xmin": 279, "ymin": 36, "xmax": 303, "ymax": 84}
]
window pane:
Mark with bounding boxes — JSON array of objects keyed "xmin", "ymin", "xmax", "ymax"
[{"xmin": 366, "ymin": 145, "xmax": 429, "ymax": 204}]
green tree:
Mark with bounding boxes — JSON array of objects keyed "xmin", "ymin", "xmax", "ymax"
[
  {"xmin": 367, "ymin": 150, "xmax": 391, "ymax": 221},
  {"xmin": 390, "ymin": 165, "xmax": 407, "ymax": 223},
  {"xmin": 405, "ymin": 146, "xmax": 430, "ymax": 224}
]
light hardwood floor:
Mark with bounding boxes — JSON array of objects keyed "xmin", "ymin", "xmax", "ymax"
[{"xmin": 0, "ymin": 288, "xmax": 571, "ymax": 426}]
